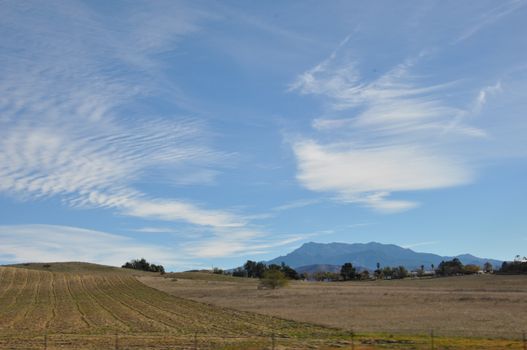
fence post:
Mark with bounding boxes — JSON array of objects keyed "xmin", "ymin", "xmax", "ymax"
[
  {"xmin": 115, "ymin": 332, "xmax": 119, "ymax": 350},
  {"xmin": 194, "ymin": 332, "xmax": 198, "ymax": 350},
  {"xmin": 271, "ymin": 332, "xmax": 276, "ymax": 350},
  {"xmin": 430, "ymin": 329, "xmax": 434, "ymax": 350}
]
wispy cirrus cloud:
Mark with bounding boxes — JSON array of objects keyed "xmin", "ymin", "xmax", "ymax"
[
  {"xmin": 184, "ymin": 234, "xmax": 307, "ymax": 258},
  {"xmin": 289, "ymin": 38, "xmax": 500, "ymax": 212},
  {"xmin": 454, "ymin": 0, "xmax": 525, "ymax": 43},
  {"xmin": 0, "ymin": 1, "xmax": 245, "ymax": 229},
  {"xmin": 272, "ymin": 198, "xmax": 321, "ymax": 212},
  {"xmin": 402, "ymin": 241, "xmax": 440, "ymax": 249},
  {"xmin": 0, "ymin": 1, "xmax": 317, "ymax": 262}
]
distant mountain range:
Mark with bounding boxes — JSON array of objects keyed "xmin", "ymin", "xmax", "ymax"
[{"xmin": 267, "ymin": 242, "xmax": 503, "ymax": 272}]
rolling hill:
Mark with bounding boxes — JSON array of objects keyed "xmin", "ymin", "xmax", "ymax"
[
  {"xmin": 268, "ymin": 242, "xmax": 502, "ymax": 271},
  {"xmin": 0, "ymin": 262, "xmax": 345, "ymax": 349}
]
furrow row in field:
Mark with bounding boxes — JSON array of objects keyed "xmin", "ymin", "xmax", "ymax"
[
  {"xmin": 46, "ymin": 274, "xmax": 89, "ymax": 333},
  {"xmin": 0, "ymin": 268, "xmax": 30, "ymax": 329},
  {"xmin": 44, "ymin": 272, "xmax": 57, "ymax": 330},
  {"xmin": 64, "ymin": 275, "xmax": 92, "ymax": 329},
  {"xmin": 115, "ymin": 275, "xmax": 268, "ymax": 335},
  {"xmin": 119, "ymin": 275, "xmax": 308, "ymax": 336},
  {"xmin": 10, "ymin": 270, "xmax": 43, "ymax": 331},
  {"xmin": 0, "ymin": 268, "xmax": 7, "ymax": 286},
  {"xmin": 21, "ymin": 270, "xmax": 54, "ymax": 332},
  {"xmin": 102, "ymin": 276, "xmax": 195, "ymax": 330},
  {"xmin": 90, "ymin": 276, "xmax": 176, "ymax": 332},
  {"xmin": 1, "ymin": 268, "xmax": 27, "ymax": 309},
  {"xmin": 78, "ymin": 275, "xmax": 166, "ymax": 333},
  {"xmin": 71, "ymin": 274, "xmax": 130, "ymax": 333},
  {"xmin": 109, "ymin": 275, "xmax": 243, "ymax": 334},
  {"xmin": 0, "ymin": 268, "xmax": 16, "ymax": 300}
]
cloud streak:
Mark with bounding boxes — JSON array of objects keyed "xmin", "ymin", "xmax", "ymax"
[
  {"xmin": 0, "ymin": 1, "xmax": 244, "ymax": 229},
  {"xmin": 289, "ymin": 41, "xmax": 495, "ymax": 212}
]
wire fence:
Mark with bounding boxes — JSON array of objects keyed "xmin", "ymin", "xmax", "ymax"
[{"xmin": 0, "ymin": 330, "xmax": 526, "ymax": 350}]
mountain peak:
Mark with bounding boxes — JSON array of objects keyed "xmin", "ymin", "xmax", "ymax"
[{"xmin": 268, "ymin": 242, "xmax": 501, "ymax": 270}]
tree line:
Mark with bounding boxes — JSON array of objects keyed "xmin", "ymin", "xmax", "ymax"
[
  {"xmin": 499, "ymin": 255, "xmax": 527, "ymax": 274},
  {"xmin": 120, "ymin": 254, "xmax": 525, "ymax": 281},
  {"xmin": 230, "ymin": 260, "xmax": 301, "ymax": 280},
  {"xmin": 122, "ymin": 258, "xmax": 165, "ymax": 274}
]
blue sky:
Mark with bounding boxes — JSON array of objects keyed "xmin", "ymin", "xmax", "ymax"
[{"xmin": 1, "ymin": 0, "xmax": 526, "ymax": 270}]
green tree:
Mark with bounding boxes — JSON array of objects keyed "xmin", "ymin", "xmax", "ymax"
[
  {"xmin": 359, "ymin": 270, "xmax": 370, "ymax": 280},
  {"xmin": 243, "ymin": 260, "xmax": 257, "ymax": 277},
  {"xmin": 483, "ymin": 262, "xmax": 493, "ymax": 273},
  {"xmin": 392, "ymin": 266, "xmax": 408, "ymax": 279},
  {"xmin": 340, "ymin": 262, "xmax": 356, "ymax": 281},
  {"xmin": 232, "ymin": 267, "xmax": 246, "ymax": 277},
  {"xmin": 280, "ymin": 262, "xmax": 299, "ymax": 280},
  {"xmin": 259, "ymin": 269, "xmax": 288, "ymax": 289},
  {"xmin": 122, "ymin": 258, "xmax": 165, "ymax": 274},
  {"xmin": 437, "ymin": 258, "xmax": 464, "ymax": 276},
  {"xmin": 499, "ymin": 258, "xmax": 527, "ymax": 274}
]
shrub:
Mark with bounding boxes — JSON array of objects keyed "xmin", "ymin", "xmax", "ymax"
[
  {"xmin": 259, "ymin": 269, "xmax": 288, "ymax": 289},
  {"xmin": 463, "ymin": 264, "xmax": 481, "ymax": 274}
]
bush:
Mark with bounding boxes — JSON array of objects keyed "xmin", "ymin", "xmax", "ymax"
[
  {"xmin": 122, "ymin": 258, "xmax": 165, "ymax": 274},
  {"xmin": 259, "ymin": 269, "xmax": 288, "ymax": 289},
  {"xmin": 463, "ymin": 264, "xmax": 481, "ymax": 274}
]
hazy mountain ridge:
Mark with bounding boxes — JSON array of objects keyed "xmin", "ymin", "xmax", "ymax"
[{"xmin": 268, "ymin": 242, "xmax": 502, "ymax": 271}]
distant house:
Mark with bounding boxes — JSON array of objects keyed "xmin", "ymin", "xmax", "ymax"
[{"xmin": 410, "ymin": 270, "xmax": 436, "ymax": 278}]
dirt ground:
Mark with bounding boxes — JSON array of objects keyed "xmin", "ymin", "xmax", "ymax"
[{"xmin": 140, "ymin": 274, "xmax": 527, "ymax": 338}]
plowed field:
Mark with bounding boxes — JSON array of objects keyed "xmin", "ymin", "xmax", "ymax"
[{"xmin": 0, "ymin": 266, "xmax": 347, "ymax": 349}]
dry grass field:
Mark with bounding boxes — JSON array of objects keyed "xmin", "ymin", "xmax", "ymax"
[
  {"xmin": 2, "ymin": 263, "xmax": 526, "ymax": 349},
  {"xmin": 0, "ymin": 264, "xmax": 350, "ymax": 349},
  {"xmin": 141, "ymin": 273, "xmax": 527, "ymax": 339}
]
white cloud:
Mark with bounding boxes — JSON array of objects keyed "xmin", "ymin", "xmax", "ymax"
[
  {"xmin": 454, "ymin": 1, "xmax": 525, "ymax": 43},
  {"xmin": 294, "ymin": 141, "xmax": 471, "ymax": 193},
  {"xmin": 0, "ymin": 224, "xmax": 180, "ymax": 267},
  {"xmin": 133, "ymin": 227, "xmax": 182, "ymax": 234},
  {"xmin": 121, "ymin": 198, "xmax": 245, "ymax": 228},
  {"xmin": 473, "ymin": 81, "xmax": 502, "ymax": 114},
  {"xmin": 402, "ymin": 241, "xmax": 439, "ymax": 249},
  {"xmin": 289, "ymin": 42, "xmax": 489, "ymax": 212},
  {"xmin": 272, "ymin": 198, "xmax": 321, "ymax": 212},
  {"xmin": 293, "ymin": 141, "xmax": 471, "ymax": 213},
  {"xmin": 184, "ymin": 235, "xmax": 306, "ymax": 258},
  {"xmin": 0, "ymin": 1, "xmax": 245, "ymax": 230}
]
